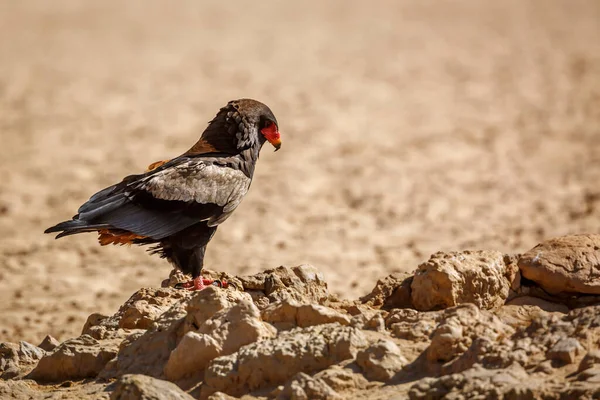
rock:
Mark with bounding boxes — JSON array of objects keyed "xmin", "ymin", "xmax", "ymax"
[
  {"xmin": 0, "ymin": 379, "xmax": 109, "ymax": 399},
  {"xmin": 518, "ymin": 234, "xmax": 600, "ymax": 295},
  {"xmin": 356, "ymin": 339, "xmax": 407, "ymax": 381},
  {"xmin": 206, "ymin": 392, "xmax": 238, "ymax": 400},
  {"xmin": 18, "ymin": 341, "xmax": 44, "ymax": 361},
  {"xmin": 275, "ymin": 372, "xmax": 342, "ymax": 400},
  {"xmin": 110, "ymin": 374, "xmax": 194, "ymax": 400},
  {"xmin": 496, "ymin": 296, "xmax": 568, "ymax": 328},
  {"xmin": 533, "ymin": 359, "xmax": 555, "ymax": 375},
  {"xmin": 505, "ymin": 296, "xmax": 569, "ymax": 313},
  {"xmin": 239, "ymin": 265, "xmax": 331, "ymax": 307},
  {"xmin": 202, "ymin": 323, "xmax": 368, "ymax": 398},
  {"xmin": 161, "ymin": 268, "xmax": 190, "ymax": 288},
  {"xmin": 38, "ymin": 335, "xmax": 61, "ymax": 352},
  {"xmin": 547, "ymin": 338, "xmax": 584, "ymax": 364},
  {"xmin": 576, "ymin": 366, "xmax": 600, "ymax": 383},
  {"xmin": 163, "ymin": 332, "xmax": 221, "ymax": 381},
  {"xmin": 386, "ymin": 308, "xmax": 440, "ymax": 342},
  {"xmin": 117, "ymin": 288, "xmax": 192, "ymax": 330},
  {"xmin": 193, "ymin": 298, "xmax": 276, "ymax": 354},
  {"xmin": 82, "ymin": 313, "xmax": 111, "ymax": 336},
  {"xmin": 29, "ymin": 334, "xmax": 119, "ymax": 382},
  {"xmin": 0, "ymin": 341, "xmax": 45, "ymax": 379},
  {"xmin": 101, "ymin": 289, "xmax": 209, "ymax": 379},
  {"xmin": 408, "ymin": 363, "xmax": 542, "ymax": 400},
  {"xmin": 316, "ymin": 367, "xmax": 368, "ymax": 392},
  {"xmin": 103, "ymin": 286, "xmax": 272, "ymax": 380},
  {"xmin": 426, "ymin": 304, "xmax": 514, "ymax": 365},
  {"xmin": 343, "ymin": 303, "xmax": 385, "ymax": 330},
  {"xmin": 512, "ymin": 282, "xmax": 600, "ymax": 309},
  {"xmin": 360, "ymin": 272, "xmax": 413, "ymax": 309},
  {"xmin": 165, "ymin": 298, "xmax": 276, "ymax": 380},
  {"xmin": 261, "ymin": 299, "xmax": 351, "ymax": 330},
  {"xmin": 0, "ymin": 380, "xmax": 38, "ymax": 400},
  {"xmin": 364, "ymin": 313, "xmax": 386, "ymax": 332},
  {"xmin": 411, "ymin": 250, "xmax": 518, "ymax": 311},
  {"xmin": 184, "ymin": 285, "xmax": 254, "ymax": 331},
  {"xmin": 578, "ymin": 350, "xmax": 600, "ymax": 372},
  {"xmin": 82, "ymin": 288, "xmax": 191, "ymax": 341}
]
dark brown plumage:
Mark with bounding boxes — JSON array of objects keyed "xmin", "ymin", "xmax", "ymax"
[{"xmin": 45, "ymin": 99, "xmax": 281, "ymax": 290}]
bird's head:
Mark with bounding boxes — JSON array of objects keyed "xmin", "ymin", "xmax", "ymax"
[{"xmin": 189, "ymin": 99, "xmax": 281, "ymax": 156}]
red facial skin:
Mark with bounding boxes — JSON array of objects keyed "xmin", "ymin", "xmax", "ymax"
[{"xmin": 261, "ymin": 121, "xmax": 281, "ymax": 151}]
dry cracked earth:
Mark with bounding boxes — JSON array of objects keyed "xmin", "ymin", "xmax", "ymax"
[{"xmin": 1, "ymin": 1, "xmax": 600, "ymax": 399}]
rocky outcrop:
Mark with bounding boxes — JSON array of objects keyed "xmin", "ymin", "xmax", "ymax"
[
  {"xmin": 164, "ymin": 292, "xmax": 276, "ymax": 380},
  {"xmin": 2, "ymin": 239, "xmax": 600, "ymax": 399}
]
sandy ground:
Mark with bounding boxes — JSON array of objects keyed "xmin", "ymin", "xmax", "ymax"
[{"xmin": 0, "ymin": 0, "xmax": 599, "ymax": 344}]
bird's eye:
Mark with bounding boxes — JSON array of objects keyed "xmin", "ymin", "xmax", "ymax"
[{"xmin": 264, "ymin": 120, "xmax": 273, "ymax": 128}]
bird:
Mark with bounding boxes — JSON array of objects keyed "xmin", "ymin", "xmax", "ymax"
[{"xmin": 45, "ymin": 98, "xmax": 281, "ymax": 290}]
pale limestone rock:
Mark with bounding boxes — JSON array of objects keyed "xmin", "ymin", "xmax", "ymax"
[
  {"xmin": 38, "ymin": 335, "xmax": 60, "ymax": 352},
  {"xmin": 202, "ymin": 323, "xmax": 367, "ymax": 398},
  {"xmin": 408, "ymin": 364, "xmax": 539, "ymax": 400},
  {"xmin": 110, "ymin": 374, "xmax": 194, "ymax": 400},
  {"xmin": 578, "ymin": 350, "xmax": 600, "ymax": 373},
  {"xmin": 239, "ymin": 265, "xmax": 331, "ymax": 308},
  {"xmin": 100, "ymin": 297, "xmax": 190, "ymax": 379},
  {"xmin": 519, "ymin": 234, "xmax": 600, "ymax": 295},
  {"xmin": 165, "ymin": 298, "xmax": 275, "ymax": 380},
  {"xmin": 184, "ymin": 285, "xmax": 252, "ymax": 331},
  {"xmin": 0, "ymin": 341, "xmax": 45, "ymax": 379},
  {"xmin": 411, "ymin": 250, "xmax": 518, "ymax": 311},
  {"xmin": 547, "ymin": 338, "xmax": 584, "ymax": 364},
  {"xmin": 29, "ymin": 334, "xmax": 119, "ymax": 382},
  {"xmin": 195, "ymin": 299, "xmax": 277, "ymax": 353},
  {"xmin": 261, "ymin": 299, "xmax": 350, "ymax": 331},
  {"xmin": 360, "ymin": 272, "xmax": 413, "ymax": 309},
  {"xmin": 276, "ymin": 372, "xmax": 342, "ymax": 400},
  {"xmin": 82, "ymin": 288, "xmax": 191, "ymax": 341},
  {"xmin": 356, "ymin": 339, "xmax": 407, "ymax": 381},
  {"xmin": 496, "ymin": 296, "xmax": 568, "ymax": 328},
  {"xmin": 118, "ymin": 288, "xmax": 192, "ymax": 330},
  {"xmin": 163, "ymin": 332, "xmax": 221, "ymax": 381},
  {"xmin": 316, "ymin": 367, "xmax": 369, "ymax": 392},
  {"xmin": 386, "ymin": 308, "xmax": 440, "ymax": 342},
  {"xmin": 426, "ymin": 304, "xmax": 514, "ymax": 364},
  {"xmin": 206, "ymin": 392, "xmax": 238, "ymax": 400}
]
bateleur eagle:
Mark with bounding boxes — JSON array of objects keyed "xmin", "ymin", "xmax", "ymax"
[{"xmin": 45, "ymin": 99, "xmax": 281, "ymax": 290}]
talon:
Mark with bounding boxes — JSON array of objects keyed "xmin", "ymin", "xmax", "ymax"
[
  {"xmin": 175, "ymin": 276, "xmax": 233, "ymax": 291},
  {"xmin": 209, "ymin": 280, "xmax": 231, "ymax": 289},
  {"xmin": 176, "ymin": 280, "xmax": 195, "ymax": 289},
  {"xmin": 175, "ymin": 276, "xmax": 209, "ymax": 291}
]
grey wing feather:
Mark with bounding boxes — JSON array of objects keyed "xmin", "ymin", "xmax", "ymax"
[{"xmin": 138, "ymin": 159, "xmax": 251, "ymax": 225}]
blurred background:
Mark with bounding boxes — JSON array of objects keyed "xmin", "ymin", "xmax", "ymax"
[{"xmin": 0, "ymin": 0, "xmax": 599, "ymax": 343}]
